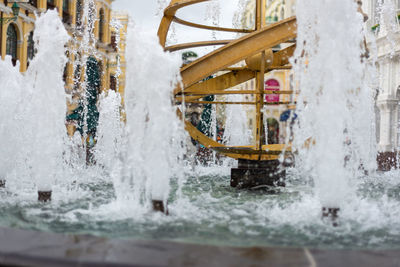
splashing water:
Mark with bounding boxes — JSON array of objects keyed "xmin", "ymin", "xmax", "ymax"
[
  {"xmin": 0, "ymin": 59, "xmax": 25, "ymax": 183},
  {"xmin": 2, "ymin": 0, "xmax": 400, "ymax": 251},
  {"xmin": 113, "ymin": 25, "xmax": 186, "ymax": 213},
  {"xmin": 94, "ymin": 91, "xmax": 124, "ymax": 174},
  {"xmin": 0, "ymin": 11, "xmax": 70, "ymax": 191},
  {"xmin": 205, "ymin": 0, "xmax": 221, "ymax": 43},
  {"xmin": 291, "ymin": 0, "xmax": 377, "ymax": 207},
  {"xmin": 223, "ymin": 94, "xmax": 251, "ymax": 146},
  {"xmin": 26, "ymin": 11, "xmax": 70, "ymax": 190},
  {"xmin": 377, "ymin": 0, "xmax": 399, "ymax": 55},
  {"xmin": 232, "ymin": 0, "xmax": 249, "ymax": 30}
]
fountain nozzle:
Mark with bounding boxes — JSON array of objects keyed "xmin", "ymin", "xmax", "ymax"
[
  {"xmin": 152, "ymin": 200, "xmax": 168, "ymax": 215},
  {"xmin": 322, "ymin": 207, "xmax": 340, "ymax": 227},
  {"xmin": 38, "ymin": 191, "xmax": 52, "ymax": 202}
]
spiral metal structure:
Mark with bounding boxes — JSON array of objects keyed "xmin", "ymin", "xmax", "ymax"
[{"xmin": 158, "ymin": 0, "xmax": 297, "ymax": 161}]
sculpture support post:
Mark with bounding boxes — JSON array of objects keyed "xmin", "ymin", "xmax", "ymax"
[
  {"xmin": 38, "ymin": 191, "xmax": 52, "ymax": 202},
  {"xmin": 152, "ymin": 200, "xmax": 169, "ymax": 215}
]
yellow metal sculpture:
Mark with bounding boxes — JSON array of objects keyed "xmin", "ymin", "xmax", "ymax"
[{"xmin": 157, "ymin": 0, "xmax": 296, "ymax": 161}]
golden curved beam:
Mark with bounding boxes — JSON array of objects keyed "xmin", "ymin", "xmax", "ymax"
[
  {"xmin": 158, "ymin": 0, "xmax": 209, "ymax": 47},
  {"xmin": 158, "ymin": 0, "xmax": 298, "ymax": 161},
  {"xmin": 174, "ymin": 44, "xmax": 296, "ymax": 96},
  {"xmin": 172, "ymin": 16, "xmax": 254, "ymax": 33},
  {"xmin": 177, "ymin": 109, "xmax": 283, "ymax": 160},
  {"xmin": 165, "ymin": 40, "xmax": 233, "ymax": 52},
  {"xmin": 180, "ymin": 17, "xmax": 297, "ymax": 88}
]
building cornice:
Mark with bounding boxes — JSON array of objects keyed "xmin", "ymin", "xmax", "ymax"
[{"xmin": 97, "ymin": 0, "xmax": 111, "ymax": 9}]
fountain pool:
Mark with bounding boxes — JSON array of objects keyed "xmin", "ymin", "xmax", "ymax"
[
  {"xmin": 1, "ymin": 1, "xmax": 400, "ymax": 266},
  {"xmin": 1, "ymin": 168, "xmax": 400, "ymax": 250}
]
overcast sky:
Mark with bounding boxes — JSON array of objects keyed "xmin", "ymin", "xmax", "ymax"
[{"xmin": 112, "ymin": 0, "xmax": 247, "ymax": 56}]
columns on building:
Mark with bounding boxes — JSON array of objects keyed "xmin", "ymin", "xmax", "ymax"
[
  {"xmin": 377, "ymin": 98, "xmax": 399, "ymax": 152},
  {"xmin": 376, "ymin": 56, "xmax": 400, "ymax": 170},
  {"xmin": 37, "ymin": 0, "xmax": 46, "ymax": 12},
  {"xmin": 55, "ymin": 0, "xmax": 63, "ymax": 17}
]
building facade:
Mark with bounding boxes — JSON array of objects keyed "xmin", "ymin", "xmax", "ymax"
[
  {"xmin": 363, "ymin": 0, "xmax": 400, "ymax": 169},
  {"xmin": 0, "ymin": 0, "xmax": 127, "ymax": 137}
]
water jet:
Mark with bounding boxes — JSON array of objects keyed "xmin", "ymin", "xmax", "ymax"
[{"xmin": 0, "ymin": 0, "xmax": 399, "ymax": 262}]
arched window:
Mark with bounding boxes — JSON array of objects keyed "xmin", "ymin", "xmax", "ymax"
[
  {"xmin": 27, "ymin": 31, "xmax": 35, "ymax": 66},
  {"xmin": 62, "ymin": 0, "xmax": 71, "ymax": 24},
  {"xmin": 265, "ymin": 79, "xmax": 280, "ymax": 103},
  {"xmin": 47, "ymin": 0, "xmax": 55, "ymax": 9},
  {"xmin": 110, "ymin": 74, "xmax": 117, "ymax": 91},
  {"xmin": 280, "ymin": 7, "xmax": 285, "ymax": 20},
  {"xmin": 6, "ymin": 24, "xmax": 18, "ymax": 66},
  {"xmin": 266, "ymin": 118, "xmax": 279, "ymax": 144},
  {"xmin": 63, "ymin": 0, "xmax": 68, "ymax": 11},
  {"xmin": 73, "ymin": 53, "xmax": 82, "ymax": 91},
  {"xmin": 63, "ymin": 51, "xmax": 70, "ymax": 83},
  {"xmin": 86, "ymin": 56, "xmax": 100, "ymax": 135},
  {"xmin": 87, "ymin": 1, "xmax": 96, "ymax": 33},
  {"xmin": 76, "ymin": 0, "xmax": 82, "ymax": 27},
  {"xmin": 99, "ymin": 9, "xmax": 105, "ymax": 43}
]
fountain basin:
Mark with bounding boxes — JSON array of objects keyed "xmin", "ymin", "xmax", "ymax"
[
  {"xmin": 0, "ymin": 226, "xmax": 399, "ymax": 266},
  {"xmin": 1, "ymin": 170, "xmax": 400, "ymax": 251}
]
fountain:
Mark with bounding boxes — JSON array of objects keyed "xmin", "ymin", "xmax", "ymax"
[{"xmin": 1, "ymin": 0, "xmax": 400, "ymax": 266}]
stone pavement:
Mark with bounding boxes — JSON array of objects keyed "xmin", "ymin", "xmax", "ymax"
[{"xmin": 0, "ymin": 227, "xmax": 399, "ymax": 267}]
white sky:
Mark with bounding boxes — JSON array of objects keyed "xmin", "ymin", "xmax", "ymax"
[{"xmin": 112, "ymin": 0, "xmax": 249, "ymax": 56}]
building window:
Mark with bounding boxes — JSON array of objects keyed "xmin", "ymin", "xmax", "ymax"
[
  {"xmin": 267, "ymin": 118, "xmax": 279, "ymax": 144},
  {"xmin": 99, "ymin": 9, "xmax": 105, "ymax": 43},
  {"xmin": 88, "ymin": 1, "xmax": 96, "ymax": 32},
  {"xmin": 76, "ymin": 0, "xmax": 82, "ymax": 27},
  {"xmin": 63, "ymin": 0, "xmax": 68, "ymax": 11},
  {"xmin": 6, "ymin": 24, "xmax": 18, "ymax": 66},
  {"xmin": 111, "ymin": 32, "xmax": 117, "ymax": 50},
  {"xmin": 110, "ymin": 75, "xmax": 117, "ymax": 91},
  {"xmin": 47, "ymin": 0, "xmax": 55, "ymax": 9},
  {"xmin": 62, "ymin": 0, "xmax": 71, "ymax": 24},
  {"xmin": 73, "ymin": 53, "xmax": 82, "ymax": 91},
  {"xmin": 63, "ymin": 64, "xmax": 68, "ymax": 83},
  {"xmin": 280, "ymin": 7, "xmax": 285, "ymax": 20},
  {"xmin": 27, "ymin": 31, "xmax": 35, "ymax": 65}
]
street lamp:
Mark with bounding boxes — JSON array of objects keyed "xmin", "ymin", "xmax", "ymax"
[{"xmin": 0, "ymin": 2, "xmax": 23, "ymax": 24}]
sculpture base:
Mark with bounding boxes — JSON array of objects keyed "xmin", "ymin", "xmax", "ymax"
[
  {"xmin": 152, "ymin": 200, "xmax": 168, "ymax": 215},
  {"xmin": 231, "ymin": 160, "xmax": 285, "ymax": 189},
  {"xmin": 377, "ymin": 151, "xmax": 398, "ymax": 171},
  {"xmin": 322, "ymin": 207, "xmax": 340, "ymax": 227},
  {"xmin": 38, "ymin": 191, "xmax": 52, "ymax": 202},
  {"xmin": 0, "ymin": 180, "xmax": 5, "ymax": 188}
]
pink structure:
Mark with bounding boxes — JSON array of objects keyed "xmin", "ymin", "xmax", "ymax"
[{"xmin": 265, "ymin": 79, "xmax": 280, "ymax": 103}]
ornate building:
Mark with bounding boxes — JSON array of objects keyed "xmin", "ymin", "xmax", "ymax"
[
  {"xmin": 363, "ymin": 0, "xmax": 400, "ymax": 170},
  {"xmin": 0, "ymin": 0, "xmax": 127, "ymax": 137}
]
